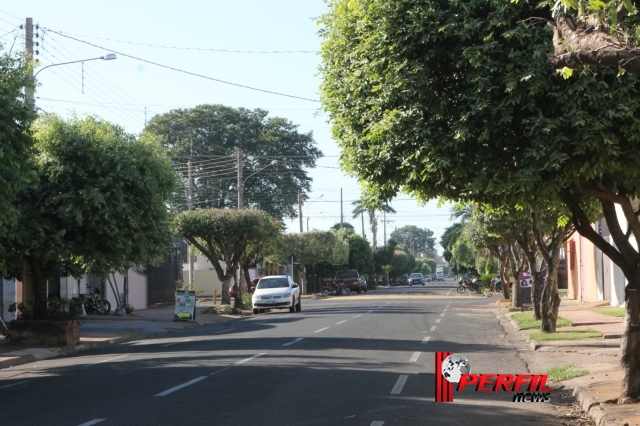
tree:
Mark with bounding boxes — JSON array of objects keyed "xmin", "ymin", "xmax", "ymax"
[
  {"xmin": 320, "ymin": 0, "xmax": 640, "ymax": 399},
  {"xmin": 330, "ymin": 222, "xmax": 354, "ymax": 231},
  {"xmin": 390, "ymin": 250, "xmax": 413, "ymax": 277},
  {"xmin": 334, "ymin": 227, "xmax": 374, "ymax": 276},
  {"xmin": 144, "ymin": 104, "xmax": 322, "ymax": 220},
  {"xmin": 1, "ymin": 114, "xmax": 177, "ymax": 318},
  {"xmin": 173, "ymin": 208, "xmax": 279, "ymax": 305},
  {"xmin": 266, "ymin": 230, "xmax": 349, "ymax": 292},
  {"xmin": 390, "ymin": 225, "xmax": 435, "ymax": 258},
  {"xmin": 351, "ymin": 198, "xmax": 396, "ymax": 249},
  {"xmin": 0, "ymin": 47, "xmax": 36, "ymax": 243}
]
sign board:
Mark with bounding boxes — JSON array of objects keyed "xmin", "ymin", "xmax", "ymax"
[
  {"xmin": 174, "ymin": 290, "xmax": 196, "ymax": 321},
  {"xmin": 519, "ymin": 272, "xmax": 533, "ymax": 306}
]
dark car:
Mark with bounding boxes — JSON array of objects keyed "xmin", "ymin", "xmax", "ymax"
[
  {"xmin": 334, "ymin": 270, "xmax": 363, "ymax": 293},
  {"xmin": 409, "ymin": 273, "xmax": 425, "ymax": 286}
]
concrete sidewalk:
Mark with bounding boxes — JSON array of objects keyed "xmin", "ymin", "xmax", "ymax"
[
  {"xmin": 501, "ymin": 300, "xmax": 639, "ymax": 426},
  {"xmin": 0, "ymin": 301, "xmax": 242, "ymax": 371}
]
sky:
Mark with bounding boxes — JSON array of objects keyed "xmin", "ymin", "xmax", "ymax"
[{"xmin": 1, "ymin": 0, "xmax": 456, "ymax": 254}]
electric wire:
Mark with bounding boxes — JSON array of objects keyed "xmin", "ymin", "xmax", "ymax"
[
  {"xmin": 51, "ymin": 30, "xmax": 318, "ymax": 53},
  {"xmin": 44, "ymin": 28, "xmax": 319, "ymax": 103}
]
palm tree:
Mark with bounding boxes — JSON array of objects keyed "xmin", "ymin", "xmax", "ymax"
[{"xmin": 352, "ymin": 199, "xmax": 396, "ymax": 249}]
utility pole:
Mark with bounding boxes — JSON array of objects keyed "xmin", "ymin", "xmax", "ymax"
[
  {"xmin": 237, "ymin": 149, "xmax": 243, "ymax": 209},
  {"xmin": 384, "ymin": 211, "xmax": 386, "ymax": 246},
  {"xmin": 187, "ymin": 154, "xmax": 195, "ymax": 288},
  {"xmin": 340, "ymin": 188, "xmax": 343, "ymax": 228},
  {"xmin": 307, "ymin": 217, "xmax": 309, "ymax": 232},
  {"xmin": 361, "ymin": 213, "xmax": 365, "ymax": 238},
  {"xmin": 298, "ymin": 189, "xmax": 303, "ymax": 232},
  {"xmin": 25, "ymin": 18, "xmax": 34, "ymax": 106}
]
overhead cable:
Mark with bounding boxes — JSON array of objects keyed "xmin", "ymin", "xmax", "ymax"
[{"xmin": 45, "ymin": 28, "xmax": 320, "ymax": 103}]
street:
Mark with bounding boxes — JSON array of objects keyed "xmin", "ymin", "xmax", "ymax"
[{"xmin": 0, "ymin": 281, "xmax": 562, "ymax": 426}]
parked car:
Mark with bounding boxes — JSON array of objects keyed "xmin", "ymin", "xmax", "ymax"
[
  {"xmin": 424, "ymin": 276, "xmax": 432, "ymax": 282},
  {"xmin": 430, "ymin": 274, "xmax": 437, "ymax": 280},
  {"xmin": 252, "ymin": 275, "xmax": 301, "ymax": 314},
  {"xmin": 359, "ymin": 276, "xmax": 368, "ymax": 292},
  {"xmin": 409, "ymin": 273, "xmax": 425, "ymax": 286},
  {"xmin": 334, "ymin": 270, "xmax": 363, "ymax": 293},
  {"xmin": 249, "ymin": 277, "xmax": 260, "ymax": 293}
]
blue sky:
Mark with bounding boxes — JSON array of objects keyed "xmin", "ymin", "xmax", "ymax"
[{"xmin": 1, "ymin": 0, "xmax": 454, "ymax": 253}]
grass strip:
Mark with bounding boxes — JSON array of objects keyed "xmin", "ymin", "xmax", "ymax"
[
  {"xmin": 511, "ymin": 311, "xmax": 572, "ymax": 330},
  {"xmin": 529, "ymin": 329, "xmax": 603, "ymax": 341},
  {"xmin": 592, "ymin": 307, "xmax": 625, "ymax": 317},
  {"xmin": 546, "ymin": 364, "xmax": 589, "ymax": 382}
]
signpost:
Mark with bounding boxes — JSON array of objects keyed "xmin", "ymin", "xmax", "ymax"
[
  {"xmin": 519, "ymin": 272, "xmax": 533, "ymax": 307},
  {"xmin": 174, "ymin": 290, "xmax": 196, "ymax": 321}
]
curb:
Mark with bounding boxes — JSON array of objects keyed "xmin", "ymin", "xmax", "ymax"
[
  {"xmin": 0, "ymin": 315, "xmax": 240, "ymax": 371},
  {"xmin": 573, "ymin": 386, "xmax": 623, "ymax": 426}
]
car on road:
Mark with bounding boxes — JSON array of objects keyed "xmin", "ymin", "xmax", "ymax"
[
  {"xmin": 334, "ymin": 270, "xmax": 364, "ymax": 293},
  {"xmin": 252, "ymin": 275, "xmax": 301, "ymax": 314},
  {"xmin": 430, "ymin": 274, "xmax": 437, "ymax": 281},
  {"xmin": 359, "ymin": 276, "xmax": 368, "ymax": 292},
  {"xmin": 437, "ymin": 275, "xmax": 445, "ymax": 281},
  {"xmin": 409, "ymin": 273, "xmax": 425, "ymax": 286}
]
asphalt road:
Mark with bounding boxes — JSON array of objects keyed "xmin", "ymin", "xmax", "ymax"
[{"xmin": 0, "ymin": 280, "xmax": 562, "ymax": 426}]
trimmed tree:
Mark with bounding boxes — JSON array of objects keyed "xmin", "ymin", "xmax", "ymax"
[
  {"xmin": 1, "ymin": 114, "xmax": 177, "ymax": 319},
  {"xmin": 172, "ymin": 208, "xmax": 280, "ymax": 305}
]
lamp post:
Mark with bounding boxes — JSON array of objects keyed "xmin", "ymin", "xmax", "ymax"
[
  {"xmin": 34, "ymin": 53, "xmax": 117, "ymax": 78},
  {"xmin": 29, "ymin": 54, "xmax": 117, "ymax": 108},
  {"xmin": 238, "ymin": 159, "xmax": 278, "ymax": 209}
]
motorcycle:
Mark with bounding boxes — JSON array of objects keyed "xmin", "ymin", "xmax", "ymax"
[
  {"xmin": 321, "ymin": 281, "xmax": 351, "ymax": 296},
  {"xmin": 457, "ymin": 278, "xmax": 483, "ymax": 294},
  {"xmin": 84, "ymin": 286, "xmax": 112, "ymax": 315}
]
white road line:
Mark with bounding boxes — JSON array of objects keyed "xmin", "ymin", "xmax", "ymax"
[
  {"xmin": 0, "ymin": 381, "xmax": 28, "ymax": 390},
  {"xmin": 314, "ymin": 327, "xmax": 329, "ymax": 333},
  {"xmin": 422, "ymin": 336, "xmax": 431, "ymax": 344},
  {"xmin": 213, "ymin": 328, "xmax": 237, "ymax": 334},
  {"xmin": 353, "ymin": 314, "xmax": 362, "ymax": 318},
  {"xmin": 236, "ymin": 353, "xmax": 266, "ymax": 365},
  {"xmin": 371, "ymin": 422, "xmax": 385, "ymax": 426},
  {"xmin": 443, "ymin": 309, "xmax": 448, "ymax": 312},
  {"xmin": 93, "ymin": 355, "xmax": 128, "ymax": 364},
  {"xmin": 163, "ymin": 338, "xmax": 194, "ymax": 347},
  {"xmin": 447, "ymin": 288, "xmax": 453, "ymax": 295},
  {"xmin": 402, "ymin": 291, "xmax": 408, "ymax": 294},
  {"xmin": 436, "ymin": 319, "xmax": 441, "ymax": 323},
  {"xmin": 409, "ymin": 352, "xmax": 421, "ymax": 363},
  {"xmin": 77, "ymin": 420, "xmax": 105, "ymax": 426},
  {"xmin": 430, "ymin": 326, "xmax": 437, "ymax": 332},
  {"xmin": 440, "ymin": 313, "xmax": 445, "ymax": 317},
  {"xmin": 282, "ymin": 338, "xmax": 304, "ymax": 347},
  {"xmin": 155, "ymin": 376, "xmax": 207, "ymax": 396},
  {"xmin": 391, "ymin": 375, "xmax": 409, "ymax": 395},
  {"xmin": 336, "ymin": 320, "xmax": 347, "ymax": 325},
  {"xmin": 210, "ymin": 366, "xmax": 232, "ymax": 376},
  {"xmin": 366, "ymin": 310, "xmax": 373, "ymax": 313}
]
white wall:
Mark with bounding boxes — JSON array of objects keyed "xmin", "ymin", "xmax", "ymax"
[
  {"xmin": 2, "ymin": 278, "xmax": 17, "ymax": 322},
  {"xmin": 102, "ymin": 270, "xmax": 148, "ymax": 311}
]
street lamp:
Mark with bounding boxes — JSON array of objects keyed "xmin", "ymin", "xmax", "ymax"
[
  {"xmin": 239, "ymin": 159, "xmax": 278, "ymax": 209},
  {"xmin": 34, "ymin": 53, "xmax": 117, "ymax": 78}
]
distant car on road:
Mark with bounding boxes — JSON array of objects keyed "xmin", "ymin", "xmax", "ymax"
[{"xmin": 409, "ymin": 273, "xmax": 425, "ymax": 286}]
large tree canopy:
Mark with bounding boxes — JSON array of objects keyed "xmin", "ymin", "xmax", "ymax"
[
  {"xmin": 0, "ymin": 47, "xmax": 36, "ymax": 240},
  {"xmin": 320, "ymin": 0, "xmax": 640, "ymax": 399},
  {"xmin": 390, "ymin": 225, "xmax": 435, "ymax": 258},
  {"xmin": 2, "ymin": 114, "xmax": 177, "ymax": 318},
  {"xmin": 144, "ymin": 104, "xmax": 322, "ymax": 221}
]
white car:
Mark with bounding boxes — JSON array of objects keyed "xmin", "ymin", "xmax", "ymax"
[{"xmin": 252, "ymin": 275, "xmax": 301, "ymax": 314}]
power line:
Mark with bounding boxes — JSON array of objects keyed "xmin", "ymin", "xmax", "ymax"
[
  {"xmin": 45, "ymin": 28, "xmax": 320, "ymax": 103},
  {"xmin": 51, "ymin": 30, "xmax": 318, "ymax": 54},
  {"xmin": 0, "ymin": 8, "xmax": 21, "ymax": 21}
]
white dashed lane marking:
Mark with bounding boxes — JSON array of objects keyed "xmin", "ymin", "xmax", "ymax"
[
  {"xmin": 155, "ymin": 376, "xmax": 207, "ymax": 396},
  {"xmin": 391, "ymin": 375, "xmax": 409, "ymax": 395},
  {"xmin": 77, "ymin": 420, "xmax": 105, "ymax": 426},
  {"xmin": 409, "ymin": 352, "xmax": 421, "ymax": 362},
  {"xmin": 430, "ymin": 326, "xmax": 437, "ymax": 332},
  {"xmin": 236, "ymin": 353, "xmax": 265, "ymax": 365},
  {"xmin": 436, "ymin": 319, "xmax": 441, "ymax": 323},
  {"xmin": 314, "ymin": 327, "xmax": 329, "ymax": 333},
  {"xmin": 336, "ymin": 320, "xmax": 347, "ymax": 325},
  {"xmin": 353, "ymin": 314, "xmax": 362, "ymax": 318},
  {"xmin": 282, "ymin": 338, "xmax": 304, "ymax": 347},
  {"xmin": 93, "ymin": 355, "xmax": 128, "ymax": 364},
  {"xmin": 422, "ymin": 336, "xmax": 431, "ymax": 344}
]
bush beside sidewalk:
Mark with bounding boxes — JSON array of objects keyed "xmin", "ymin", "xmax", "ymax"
[{"xmin": 500, "ymin": 300, "xmax": 638, "ymax": 426}]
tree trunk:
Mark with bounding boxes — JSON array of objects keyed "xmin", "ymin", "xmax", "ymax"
[
  {"xmin": 549, "ymin": 13, "xmax": 640, "ymax": 73},
  {"xmin": 540, "ymin": 264, "xmax": 561, "ymax": 333},
  {"xmin": 499, "ymin": 258, "xmax": 511, "ymax": 300},
  {"xmin": 531, "ymin": 270, "xmax": 544, "ymax": 321},
  {"xmin": 221, "ymin": 276, "xmax": 232, "ymax": 305},
  {"xmin": 25, "ymin": 257, "xmax": 54, "ymax": 320},
  {"xmin": 620, "ymin": 293, "xmax": 640, "ymax": 401},
  {"xmin": 232, "ymin": 272, "xmax": 243, "ymax": 309},
  {"xmin": 372, "ymin": 219, "xmax": 378, "ymax": 250}
]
